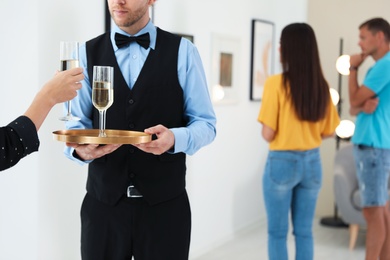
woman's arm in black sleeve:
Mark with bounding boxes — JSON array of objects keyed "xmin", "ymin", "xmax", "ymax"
[{"xmin": 0, "ymin": 116, "xmax": 40, "ymax": 171}]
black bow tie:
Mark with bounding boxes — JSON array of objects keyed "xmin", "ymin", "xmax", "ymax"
[{"xmin": 115, "ymin": 32, "xmax": 150, "ymax": 49}]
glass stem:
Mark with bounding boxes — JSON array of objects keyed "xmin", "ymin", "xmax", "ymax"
[
  {"xmin": 103, "ymin": 110, "xmax": 107, "ymax": 131},
  {"xmin": 98, "ymin": 110, "xmax": 106, "ymax": 137},
  {"xmin": 67, "ymin": 100, "xmax": 72, "ymax": 116}
]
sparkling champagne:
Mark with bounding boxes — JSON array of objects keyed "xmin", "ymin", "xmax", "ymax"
[
  {"xmin": 58, "ymin": 41, "xmax": 80, "ymax": 121},
  {"xmin": 60, "ymin": 59, "xmax": 79, "ymax": 71},
  {"xmin": 92, "ymin": 81, "xmax": 114, "ymax": 111}
]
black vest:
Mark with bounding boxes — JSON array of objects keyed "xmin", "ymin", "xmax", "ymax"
[{"xmin": 85, "ymin": 28, "xmax": 186, "ymax": 206}]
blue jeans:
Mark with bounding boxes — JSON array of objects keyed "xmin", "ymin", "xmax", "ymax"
[
  {"xmin": 263, "ymin": 148, "xmax": 322, "ymax": 260},
  {"xmin": 352, "ymin": 145, "xmax": 390, "ymax": 207}
]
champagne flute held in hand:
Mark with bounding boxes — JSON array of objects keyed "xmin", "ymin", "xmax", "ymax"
[
  {"xmin": 92, "ymin": 66, "xmax": 114, "ymax": 137},
  {"xmin": 59, "ymin": 41, "xmax": 81, "ymax": 121}
]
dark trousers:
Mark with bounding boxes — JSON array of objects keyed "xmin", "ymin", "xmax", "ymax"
[{"xmin": 80, "ymin": 191, "xmax": 191, "ymax": 260}]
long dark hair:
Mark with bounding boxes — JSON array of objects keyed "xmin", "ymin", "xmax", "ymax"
[{"xmin": 280, "ymin": 23, "xmax": 330, "ymax": 122}]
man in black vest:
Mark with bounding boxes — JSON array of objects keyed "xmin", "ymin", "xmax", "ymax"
[{"xmin": 64, "ymin": 0, "xmax": 217, "ymax": 259}]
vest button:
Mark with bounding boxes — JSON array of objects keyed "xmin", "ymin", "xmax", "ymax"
[
  {"xmin": 128, "ymin": 99, "xmax": 134, "ymax": 105},
  {"xmin": 129, "ymin": 148, "xmax": 135, "ymax": 154},
  {"xmin": 129, "ymin": 173, "xmax": 135, "ymax": 178},
  {"xmin": 129, "ymin": 123, "xmax": 135, "ymax": 129}
]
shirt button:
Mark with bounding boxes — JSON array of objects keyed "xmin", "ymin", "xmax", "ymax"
[
  {"xmin": 129, "ymin": 148, "xmax": 135, "ymax": 154},
  {"xmin": 129, "ymin": 99, "xmax": 134, "ymax": 104},
  {"xmin": 129, "ymin": 123, "xmax": 135, "ymax": 129},
  {"xmin": 132, "ymin": 55, "xmax": 137, "ymax": 59}
]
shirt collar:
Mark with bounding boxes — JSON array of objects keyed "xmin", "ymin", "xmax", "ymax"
[{"xmin": 110, "ymin": 20, "xmax": 156, "ymax": 51}]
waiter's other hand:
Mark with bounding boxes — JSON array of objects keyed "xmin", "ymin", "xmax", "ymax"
[
  {"xmin": 134, "ymin": 124, "xmax": 174, "ymax": 155},
  {"xmin": 66, "ymin": 143, "xmax": 122, "ymax": 161}
]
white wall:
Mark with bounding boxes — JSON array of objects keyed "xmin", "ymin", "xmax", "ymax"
[
  {"xmin": 152, "ymin": 1, "xmax": 307, "ymax": 256},
  {"xmin": 0, "ymin": 0, "xmax": 307, "ymax": 259},
  {"xmin": 0, "ymin": 1, "xmax": 40, "ymax": 259},
  {"xmin": 0, "ymin": 0, "xmax": 102, "ymax": 259}
]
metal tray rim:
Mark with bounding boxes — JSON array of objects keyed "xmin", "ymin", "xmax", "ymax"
[{"xmin": 53, "ymin": 129, "xmax": 151, "ymax": 144}]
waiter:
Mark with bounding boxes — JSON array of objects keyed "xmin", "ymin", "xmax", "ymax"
[{"xmin": 64, "ymin": 0, "xmax": 216, "ymax": 259}]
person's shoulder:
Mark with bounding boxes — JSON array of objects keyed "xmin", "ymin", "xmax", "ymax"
[
  {"xmin": 376, "ymin": 51, "xmax": 390, "ymax": 64},
  {"xmin": 268, "ymin": 73, "xmax": 282, "ymax": 80},
  {"xmin": 263, "ymin": 74, "xmax": 284, "ymax": 95},
  {"xmin": 370, "ymin": 53, "xmax": 390, "ymax": 74},
  {"xmin": 86, "ymin": 32, "xmax": 110, "ymax": 45},
  {"xmin": 384, "ymin": 52, "xmax": 390, "ymax": 64},
  {"xmin": 156, "ymin": 27, "xmax": 195, "ymax": 46},
  {"xmin": 265, "ymin": 74, "xmax": 283, "ymax": 85},
  {"xmin": 156, "ymin": 27, "xmax": 180, "ymax": 39},
  {"xmin": 155, "ymin": 27, "xmax": 184, "ymax": 49},
  {"xmin": 158, "ymin": 29, "xmax": 197, "ymax": 55}
]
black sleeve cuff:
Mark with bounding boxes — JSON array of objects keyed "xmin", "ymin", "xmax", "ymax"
[{"xmin": 7, "ymin": 116, "xmax": 40, "ymax": 155}]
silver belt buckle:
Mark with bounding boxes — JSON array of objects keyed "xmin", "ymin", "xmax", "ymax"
[{"xmin": 127, "ymin": 185, "xmax": 143, "ymax": 198}]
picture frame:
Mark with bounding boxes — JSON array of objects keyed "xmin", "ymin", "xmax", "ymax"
[
  {"xmin": 250, "ymin": 19, "xmax": 275, "ymax": 101},
  {"xmin": 210, "ymin": 34, "xmax": 240, "ymax": 105}
]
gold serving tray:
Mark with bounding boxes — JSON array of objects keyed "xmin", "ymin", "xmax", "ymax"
[{"xmin": 53, "ymin": 129, "xmax": 151, "ymax": 144}]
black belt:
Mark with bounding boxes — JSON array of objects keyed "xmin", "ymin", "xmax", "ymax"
[
  {"xmin": 127, "ymin": 185, "xmax": 143, "ymax": 198},
  {"xmin": 357, "ymin": 144, "xmax": 373, "ymax": 150}
]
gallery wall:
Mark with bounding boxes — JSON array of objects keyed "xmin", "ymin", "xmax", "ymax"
[
  {"xmin": 153, "ymin": 0, "xmax": 308, "ymax": 257},
  {"xmin": 0, "ymin": 1, "xmax": 40, "ymax": 259}
]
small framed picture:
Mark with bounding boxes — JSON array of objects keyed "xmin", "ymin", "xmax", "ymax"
[
  {"xmin": 210, "ymin": 34, "xmax": 240, "ymax": 105},
  {"xmin": 250, "ymin": 19, "xmax": 275, "ymax": 101}
]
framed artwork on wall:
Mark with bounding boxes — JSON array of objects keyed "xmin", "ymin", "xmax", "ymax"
[
  {"xmin": 250, "ymin": 19, "xmax": 275, "ymax": 101},
  {"xmin": 210, "ymin": 34, "xmax": 240, "ymax": 105}
]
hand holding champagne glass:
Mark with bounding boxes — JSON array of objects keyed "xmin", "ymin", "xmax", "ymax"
[
  {"xmin": 92, "ymin": 66, "xmax": 114, "ymax": 137},
  {"xmin": 59, "ymin": 41, "xmax": 81, "ymax": 121}
]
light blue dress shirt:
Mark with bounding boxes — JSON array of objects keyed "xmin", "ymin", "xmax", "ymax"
[
  {"xmin": 64, "ymin": 20, "xmax": 216, "ymax": 164},
  {"xmin": 352, "ymin": 51, "xmax": 390, "ymax": 149}
]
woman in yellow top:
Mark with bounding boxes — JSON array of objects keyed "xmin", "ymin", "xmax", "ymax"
[{"xmin": 258, "ymin": 23, "xmax": 340, "ymax": 260}]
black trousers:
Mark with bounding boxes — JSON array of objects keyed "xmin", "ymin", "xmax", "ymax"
[{"xmin": 80, "ymin": 191, "xmax": 191, "ymax": 260}]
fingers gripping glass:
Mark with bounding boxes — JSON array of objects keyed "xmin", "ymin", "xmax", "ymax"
[
  {"xmin": 92, "ymin": 66, "xmax": 114, "ymax": 137},
  {"xmin": 59, "ymin": 41, "xmax": 81, "ymax": 121}
]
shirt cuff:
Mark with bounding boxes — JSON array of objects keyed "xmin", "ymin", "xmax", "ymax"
[
  {"xmin": 170, "ymin": 128, "xmax": 189, "ymax": 154},
  {"xmin": 7, "ymin": 116, "xmax": 40, "ymax": 154},
  {"xmin": 64, "ymin": 146, "xmax": 92, "ymax": 165}
]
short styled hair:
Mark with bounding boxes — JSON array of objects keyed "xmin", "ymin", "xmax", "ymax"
[{"xmin": 360, "ymin": 17, "xmax": 390, "ymax": 42}]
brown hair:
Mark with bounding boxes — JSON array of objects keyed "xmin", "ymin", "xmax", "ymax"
[
  {"xmin": 280, "ymin": 23, "xmax": 330, "ymax": 122},
  {"xmin": 359, "ymin": 17, "xmax": 390, "ymax": 43}
]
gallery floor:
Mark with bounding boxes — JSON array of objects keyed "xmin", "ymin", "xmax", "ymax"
[{"xmin": 192, "ymin": 218, "xmax": 366, "ymax": 260}]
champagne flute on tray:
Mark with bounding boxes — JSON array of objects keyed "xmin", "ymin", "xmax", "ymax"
[
  {"xmin": 92, "ymin": 66, "xmax": 114, "ymax": 137},
  {"xmin": 59, "ymin": 41, "xmax": 81, "ymax": 121}
]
